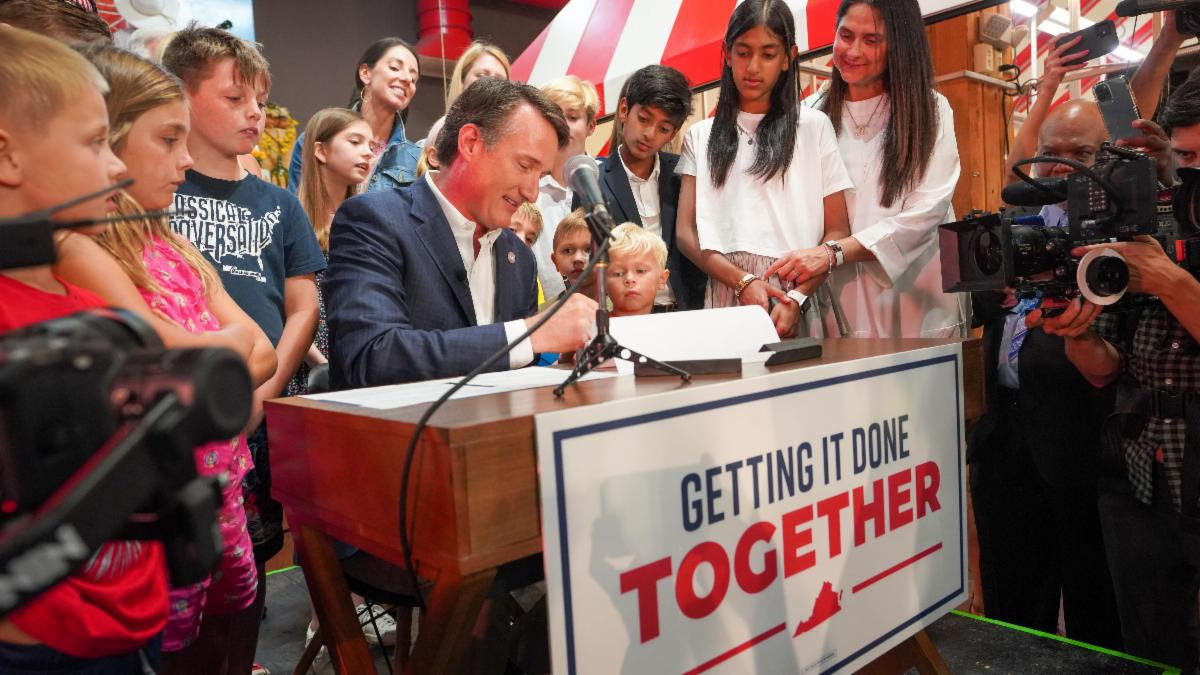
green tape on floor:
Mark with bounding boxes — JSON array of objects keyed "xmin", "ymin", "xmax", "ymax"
[
  {"xmin": 265, "ymin": 564, "xmax": 299, "ymax": 576},
  {"xmin": 950, "ymin": 610, "xmax": 1180, "ymax": 674}
]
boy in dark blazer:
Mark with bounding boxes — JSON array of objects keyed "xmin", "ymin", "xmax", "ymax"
[{"xmin": 600, "ymin": 65, "xmax": 707, "ymax": 311}]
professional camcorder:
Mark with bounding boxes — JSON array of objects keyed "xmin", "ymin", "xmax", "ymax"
[
  {"xmin": 0, "ymin": 188, "xmax": 251, "ymax": 616},
  {"xmin": 939, "ymin": 144, "xmax": 1200, "ymax": 307}
]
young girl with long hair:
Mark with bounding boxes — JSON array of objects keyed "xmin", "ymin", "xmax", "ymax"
[
  {"xmin": 289, "ymin": 107, "xmax": 371, "ymax": 387},
  {"xmin": 676, "ymin": 0, "xmax": 853, "ymax": 338},
  {"xmin": 53, "ymin": 45, "xmax": 277, "ymax": 675},
  {"xmin": 795, "ymin": 0, "xmax": 965, "ymax": 338}
]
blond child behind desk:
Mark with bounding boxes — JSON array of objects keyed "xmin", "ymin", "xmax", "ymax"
[{"xmin": 607, "ymin": 222, "xmax": 670, "ymax": 318}]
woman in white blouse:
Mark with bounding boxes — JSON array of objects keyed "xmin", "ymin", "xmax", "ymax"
[
  {"xmin": 782, "ymin": 0, "xmax": 967, "ymax": 338},
  {"xmin": 676, "ymin": 0, "xmax": 853, "ymax": 339}
]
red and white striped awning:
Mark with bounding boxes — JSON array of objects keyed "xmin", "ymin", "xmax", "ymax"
[{"xmin": 511, "ymin": 0, "xmax": 1003, "ymax": 117}]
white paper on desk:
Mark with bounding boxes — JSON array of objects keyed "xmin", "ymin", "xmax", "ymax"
[
  {"xmin": 302, "ymin": 367, "xmax": 620, "ymax": 409},
  {"xmin": 607, "ymin": 305, "xmax": 778, "ymax": 374}
]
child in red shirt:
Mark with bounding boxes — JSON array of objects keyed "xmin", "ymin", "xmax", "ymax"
[{"xmin": 0, "ymin": 26, "xmax": 168, "ymax": 671}]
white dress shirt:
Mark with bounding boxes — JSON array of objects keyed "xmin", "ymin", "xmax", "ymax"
[
  {"xmin": 616, "ymin": 147, "xmax": 675, "ymax": 305},
  {"xmin": 534, "ymin": 174, "xmax": 574, "ymax": 299},
  {"xmin": 425, "ymin": 173, "xmax": 534, "ymax": 368}
]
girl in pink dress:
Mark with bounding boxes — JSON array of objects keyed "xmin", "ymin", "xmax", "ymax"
[{"xmin": 54, "ymin": 46, "xmax": 278, "ymax": 674}]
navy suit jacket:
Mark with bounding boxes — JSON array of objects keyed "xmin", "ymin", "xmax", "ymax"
[
  {"xmin": 325, "ymin": 179, "xmax": 539, "ymax": 388},
  {"xmin": 596, "ymin": 151, "xmax": 708, "ymax": 310}
]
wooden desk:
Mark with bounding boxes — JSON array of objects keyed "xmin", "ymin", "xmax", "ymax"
[{"xmin": 267, "ymin": 338, "xmax": 984, "ymax": 674}]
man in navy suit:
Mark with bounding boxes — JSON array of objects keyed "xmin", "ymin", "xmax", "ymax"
[
  {"xmin": 325, "ymin": 79, "xmax": 598, "ymax": 388},
  {"xmin": 598, "ymin": 65, "xmax": 707, "ymax": 311}
]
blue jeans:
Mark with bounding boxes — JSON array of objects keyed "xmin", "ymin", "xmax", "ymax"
[{"xmin": 0, "ymin": 634, "xmax": 162, "ymax": 674}]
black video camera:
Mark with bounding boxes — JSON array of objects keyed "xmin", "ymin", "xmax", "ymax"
[
  {"xmin": 939, "ymin": 145, "xmax": 1200, "ymax": 307},
  {"xmin": 0, "ymin": 308, "xmax": 252, "ymax": 615}
]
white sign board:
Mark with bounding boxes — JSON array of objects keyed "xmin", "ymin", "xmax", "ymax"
[{"xmin": 536, "ymin": 343, "xmax": 966, "ymax": 674}]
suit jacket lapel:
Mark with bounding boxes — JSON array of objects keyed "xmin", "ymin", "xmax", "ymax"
[
  {"xmin": 602, "ymin": 151, "xmax": 640, "ymax": 226},
  {"xmin": 658, "ymin": 152, "xmax": 679, "ymax": 247},
  {"xmin": 410, "ymin": 179, "xmax": 477, "ymax": 325},
  {"xmin": 492, "ymin": 234, "xmax": 517, "ymax": 321}
]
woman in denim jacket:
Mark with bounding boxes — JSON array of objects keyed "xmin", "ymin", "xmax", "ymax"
[{"xmin": 289, "ymin": 37, "xmax": 422, "ymax": 193}]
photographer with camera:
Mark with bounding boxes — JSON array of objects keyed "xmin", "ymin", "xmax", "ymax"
[
  {"xmin": 0, "ymin": 26, "xmax": 170, "ymax": 672},
  {"xmin": 967, "ymin": 26, "xmax": 1129, "ymax": 647},
  {"xmin": 1025, "ymin": 76, "xmax": 1200, "ymax": 671}
]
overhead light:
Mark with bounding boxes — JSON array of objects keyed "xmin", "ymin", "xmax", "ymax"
[
  {"xmin": 1011, "ymin": 0, "xmax": 1037, "ymax": 17},
  {"xmin": 1113, "ymin": 45, "xmax": 1145, "ymax": 61},
  {"xmin": 1049, "ymin": 8, "xmax": 1094, "ymax": 27},
  {"xmin": 1039, "ymin": 20, "xmax": 1069, "ymax": 35}
]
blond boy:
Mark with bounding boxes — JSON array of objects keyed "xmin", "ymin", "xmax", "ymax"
[
  {"xmin": 606, "ymin": 222, "xmax": 670, "ymax": 317},
  {"xmin": 0, "ymin": 26, "xmax": 168, "ymax": 671},
  {"xmin": 509, "ymin": 201, "xmax": 544, "ymax": 247},
  {"xmin": 535, "ymin": 75, "xmax": 600, "ymax": 299}
]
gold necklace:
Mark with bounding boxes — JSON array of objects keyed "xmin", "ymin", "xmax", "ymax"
[{"xmin": 845, "ymin": 95, "xmax": 885, "ymax": 138}]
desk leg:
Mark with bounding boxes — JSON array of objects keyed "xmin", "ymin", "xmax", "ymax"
[
  {"xmin": 405, "ymin": 567, "xmax": 497, "ymax": 675},
  {"xmin": 292, "ymin": 522, "xmax": 374, "ymax": 674},
  {"xmin": 857, "ymin": 630, "xmax": 949, "ymax": 675}
]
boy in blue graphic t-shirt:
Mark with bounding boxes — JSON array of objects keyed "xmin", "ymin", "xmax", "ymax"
[{"xmin": 164, "ymin": 27, "xmax": 324, "ymax": 666}]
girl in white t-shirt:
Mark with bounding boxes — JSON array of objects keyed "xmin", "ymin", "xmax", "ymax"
[
  {"xmin": 793, "ymin": 0, "xmax": 967, "ymax": 338},
  {"xmin": 676, "ymin": 0, "xmax": 853, "ymax": 338}
]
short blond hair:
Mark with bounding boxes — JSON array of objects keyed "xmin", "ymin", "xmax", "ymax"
[
  {"xmin": 553, "ymin": 208, "xmax": 590, "ymax": 250},
  {"xmin": 517, "ymin": 202, "xmax": 544, "ymax": 242},
  {"xmin": 0, "ymin": 25, "xmax": 107, "ymax": 132},
  {"xmin": 541, "ymin": 75, "xmax": 600, "ymax": 123},
  {"xmin": 609, "ymin": 222, "xmax": 667, "ymax": 268},
  {"xmin": 447, "ymin": 41, "xmax": 511, "ymax": 107}
]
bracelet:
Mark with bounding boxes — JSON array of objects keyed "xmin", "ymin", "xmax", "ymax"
[
  {"xmin": 733, "ymin": 272, "xmax": 757, "ymax": 299},
  {"xmin": 823, "ymin": 246, "xmax": 835, "ymax": 276}
]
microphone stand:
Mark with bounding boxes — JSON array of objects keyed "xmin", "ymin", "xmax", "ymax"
[{"xmin": 554, "ymin": 205, "xmax": 691, "ymax": 396}]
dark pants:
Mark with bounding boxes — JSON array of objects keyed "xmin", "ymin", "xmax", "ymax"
[
  {"xmin": 1098, "ymin": 472, "xmax": 1200, "ymax": 671},
  {"xmin": 970, "ymin": 390, "xmax": 1122, "ymax": 648},
  {"xmin": 0, "ymin": 635, "xmax": 162, "ymax": 674}
]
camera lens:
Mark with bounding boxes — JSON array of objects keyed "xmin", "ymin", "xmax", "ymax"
[
  {"xmin": 1086, "ymin": 255, "xmax": 1129, "ymax": 296},
  {"xmin": 1096, "ymin": 84, "xmax": 1112, "ymax": 102},
  {"xmin": 973, "ymin": 229, "xmax": 1003, "ymax": 275}
]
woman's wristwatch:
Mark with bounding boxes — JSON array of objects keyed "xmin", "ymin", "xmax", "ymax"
[
  {"xmin": 823, "ymin": 240, "xmax": 845, "ymax": 268},
  {"xmin": 733, "ymin": 272, "xmax": 758, "ymax": 299}
]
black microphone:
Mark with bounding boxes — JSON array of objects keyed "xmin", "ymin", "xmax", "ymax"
[
  {"xmin": 564, "ymin": 154, "xmax": 604, "ymax": 214},
  {"xmin": 1001, "ymin": 177, "xmax": 1069, "ymax": 206},
  {"xmin": 456, "ymin": 268, "xmax": 468, "ymax": 284},
  {"xmin": 1115, "ymin": 0, "xmax": 1195, "ymax": 15}
]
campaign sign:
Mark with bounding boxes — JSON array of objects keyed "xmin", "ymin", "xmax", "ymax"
[{"xmin": 535, "ymin": 343, "xmax": 966, "ymax": 674}]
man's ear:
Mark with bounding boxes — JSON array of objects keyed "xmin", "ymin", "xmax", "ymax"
[
  {"xmin": 0, "ymin": 128, "xmax": 23, "ymax": 189},
  {"xmin": 457, "ymin": 122, "xmax": 484, "ymax": 162},
  {"xmin": 617, "ymin": 98, "xmax": 630, "ymax": 125},
  {"xmin": 587, "ymin": 117, "xmax": 597, "ymax": 137}
]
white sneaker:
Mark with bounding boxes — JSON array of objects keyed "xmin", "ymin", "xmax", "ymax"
[
  {"xmin": 357, "ymin": 603, "xmax": 398, "ymax": 647},
  {"xmin": 304, "ymin": 626, "xmax": 333, "ymax": 675}
]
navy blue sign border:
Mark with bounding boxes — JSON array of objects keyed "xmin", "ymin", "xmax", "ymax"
[{"xmin": 549, "ymin": 353, "xmax": 965, "ymax": 674}]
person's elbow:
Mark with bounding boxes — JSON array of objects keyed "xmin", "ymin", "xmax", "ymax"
[{"xmin": 249, "ymin": 337, "xmax": 278, "ymax": 387}]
